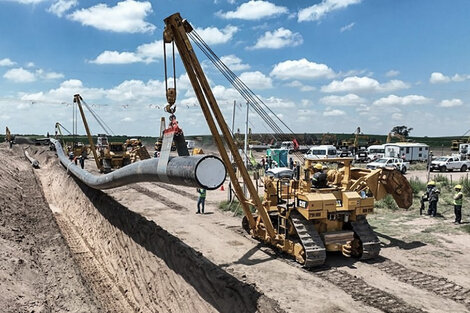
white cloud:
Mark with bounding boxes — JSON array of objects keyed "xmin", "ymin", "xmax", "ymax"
[
  {"xmin": 67, "ymin": 0, "xmax": 155, "ymax": 33},
  {"xmin": 262, "ymin": 96, "xmax": 295, "ymax": 108},
  {"xmin": 429, "ymin": 72, "xmax": 470, "ymax": 84},
  {"xmin": 239, "ymin": 71, "xmax": 273, "ymax": 89},
  {"xmin": 26, "ymin": 62, "xmax": 35, "ymax": 68},
  {"xmin": 3, "ymin": 68, "xmax": 36, "ymax": 83},
  {"xmin": 90, "ymin": 40, "xmax": 164, "ymax": 64},
  {"xmin": 3, "ymin": 67, "xmax": 64, "ymax": 83},
  {"xmin": 270, "ymin": 58, "xmax": 335, "ymax": 80},
  {"xmin": 340, "ymin": 22, "xmax": 355, "ymax": 32},
  {"xmin": 217, "ymin": 1, "xmax": 288, "ymax": 20},
  {"xmin": 429, "ymin": 72, "xmax": 450, "ymax": 84},
  {"xmin": 373, "ymin": 94, "xmax": 432, "ymax": 106},
  {"xmin": 385, "ymin": 70, "xmax": 400, "ymax": 77},
  {"xmin": 195, "ymin": 25, "xmax": 238, "ymax": 45},
  {"xmin": 439, "ymin": 98, "xmax": 463, "ymax": 107},
  {"xmin": 91, "ymin": 51, "xmax": 142, "ymax": 64},
  {"xmin": 48, "ymin": 0, "xmax": 77, "ymax": 17},
  {"xmin": 0, "ymin": 58, "xmax": 16, "ymax": 67},
  {"xmin": 249, "ymin": 28, "xmax": 303, "ymax": 50},
  {"xmin": 323, "ymin": 109, "xmax": 346, "ymax": 116},
  {"xmin": 298, "ymin": 0, "xmax": 361, "ymax": 22},
  {"xmin": 391, "ymin": 112, "xmax": 403, "ymax": 120},
  {"xmin": 8, "ymin": 0, "xmax": 46, "ymax": 4},
  {"xmin": 285, "ymin": 81, "xmax": 315, "ymax": 92},
  {"xmin": 321, "ymin": 76, "xmax": 409, "ymax": 93},
  {"xmin": 319, "ymin": 93, "xmax": 365, "ymax": 106},
  {"xmin": 220, "ymin": 55, "xmax": 250, "ymax": 71}
]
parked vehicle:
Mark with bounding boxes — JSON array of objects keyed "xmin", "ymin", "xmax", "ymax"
[
  {"xmin": 304, "ymin": 145, "xmax": 337, "ymax": 160},
  {"xmin": 366, "ymin": 157, "xmax": 410, "ymax": 174},
  {"xmin": 383, "ymin": 143, "xmax": 429, "ymax": 162},
  {"xmin": 430, "ymin": 156, "xmax": 470, "ymax": 172},
  {"xmin": 355, "ymin": 148, "xmax": 369, "ymax": 163},
  {"xmin": 367, "ymin": 144, "xmax": 385, "ymax": 161}
]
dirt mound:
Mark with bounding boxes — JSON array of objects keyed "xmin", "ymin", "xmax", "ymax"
[
  {"xmin": 32, "ymin": 146, "xmax": 283, "ymax": 313},
  {"xmin": 0, "ymin": 143, "xmax": 99, "ymax": 313}
]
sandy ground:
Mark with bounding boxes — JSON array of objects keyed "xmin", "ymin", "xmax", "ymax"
[
  {"xmin": 0, "ymin": 144, "xmax": 100, "ymax": 313},
  {"xmin": 3, "ymin": 143, "xmax": 470, "ymax": 313}
]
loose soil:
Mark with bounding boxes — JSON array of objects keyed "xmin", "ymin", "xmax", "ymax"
[{"xmin": 3, "ymin": 143, "xmax": 470, "ymax": 313}]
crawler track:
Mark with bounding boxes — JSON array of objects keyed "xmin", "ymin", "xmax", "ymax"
[
  {"xmin": 370, "ymin": 259, "xmax": 470, "ymax": 309},
  {"xmin": 290, "ymin": 211, "xmax": 326, "ymax": 267},
  {"xmin": 350, "ymin": 215, "xmax": 381, "ymax": 259}
]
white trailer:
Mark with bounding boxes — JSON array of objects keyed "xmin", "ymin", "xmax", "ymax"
[
  {"xmin": 367, "ymin": 144, "xmax": 385, "ymax": 161},
  {"xmin": 383, "ymin": 143, "xmax": 429, "ymax": 162}
]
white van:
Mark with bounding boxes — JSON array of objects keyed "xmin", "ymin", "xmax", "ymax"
[
  {"xmin": 304, "ymin": 145, "xmax": 337, "ymax": 160},
  {"xmin": 367, "ymin": 144, "xmax": 385, "ymax": 161}
]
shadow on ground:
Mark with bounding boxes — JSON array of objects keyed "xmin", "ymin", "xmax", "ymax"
[{"xmin": 74, "ymin": 178, "xmax": 284, "ymax": 313}]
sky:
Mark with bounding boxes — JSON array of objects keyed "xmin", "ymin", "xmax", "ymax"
[{"xmin": 1, "ymin": 0, "xmax": 470, "ymax": 137}]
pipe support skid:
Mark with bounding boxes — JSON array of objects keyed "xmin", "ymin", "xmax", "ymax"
[{"xmin": 51, "ymin": 139, "xmax": 226, "ymax": 190}]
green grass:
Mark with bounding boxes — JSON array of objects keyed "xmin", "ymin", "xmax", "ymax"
[
  {"xmin": 218, "ymin": 199, "xmax": 257, "ymax": 216},
  {"xmin": 375, "ymin": 195, "xmax": 399, "ymax": 211},
  {"xmin": 409, "ymin": 176, "xmax": 427, "ymax": 195}
]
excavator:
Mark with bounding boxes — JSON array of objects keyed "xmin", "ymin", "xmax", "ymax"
[{"xmin": 162, "ymin": 13, "xmax": 412, "ymax": 266}]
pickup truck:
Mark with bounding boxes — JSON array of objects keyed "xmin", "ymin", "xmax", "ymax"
[
  {"xmin": 366, "ymin": 157, "xmax": 409, "ymax": 174},
  {"xmin": 430, "ymin": 156, "xmax": 470, "ymax": 172}
]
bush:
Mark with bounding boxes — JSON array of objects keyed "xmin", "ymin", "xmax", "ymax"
[
  {"xmin": 409, "ymin": 177, "xmax": 426, "ymax": 195},
  {"xmin": 458, "ymin": 176, "xmax": 470, "ymax": 197},
  {"xmin": 375, "ymin": 195, "xmax": 399, "ymax": 211},
  {"xmin": 433, "ymin": 174, "xmax": 450, "ymax": 188}
]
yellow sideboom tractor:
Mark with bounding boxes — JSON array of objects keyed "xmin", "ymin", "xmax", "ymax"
[{"xmin": 261, "ymin": 158, "xmax": 412, "ymax": 266}]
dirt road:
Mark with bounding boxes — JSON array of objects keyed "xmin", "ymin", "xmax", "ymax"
[{"xmin": 4, "ymin": 144, "xmax": 470, "ymax": 313}]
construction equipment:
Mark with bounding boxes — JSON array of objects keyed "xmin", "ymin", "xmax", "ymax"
[
  {"xmin": 162, "ymin": 13, "xmax": 412, "ymax": 267},
  {"xmin": 386, "ymin": 131, "xmax": 406, "ymax": 143},
  {"xmin": 125, "ymin": 138, "xmax": 151, "ymax": 163},
  {"xmin": 5, "ymin": 127, "xmax": 14, "ymax": 148},
  {"xmin": 72, "ymin": 94, "xmax": 131, "ymax": 173},
  {"xmin": 54, "ymin": 122, "xmax": 89, "ymax": 157}
]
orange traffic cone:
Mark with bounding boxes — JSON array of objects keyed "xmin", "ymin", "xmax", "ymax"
[{"xmin": 220, "ymin": 185, "xmax": 225, "ymax": 191}]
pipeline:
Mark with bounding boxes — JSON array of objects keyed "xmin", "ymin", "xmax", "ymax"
[
  {"xmin": 24, "ymin": 148, "xmax": 40, "ymax": 169},
  {"xmin": 51, "ymin": 138, "xmax": 226, "ymax": 190}
]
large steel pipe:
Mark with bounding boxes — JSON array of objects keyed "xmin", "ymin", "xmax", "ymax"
[{"xmin": 51, "ymin": 139, "xmax": 226, "ymax": 190}]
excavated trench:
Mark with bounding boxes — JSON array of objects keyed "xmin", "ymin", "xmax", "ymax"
[{"xmin": 31, "ymin": 146, "xmax": 282, "ymax": 313}]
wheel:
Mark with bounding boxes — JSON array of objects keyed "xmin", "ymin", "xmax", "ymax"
[
  {"xmin": 461, "ymin": 165, "xmax": 467, "ymax": 172},
  {"xmin": 401, "ymin": 167, "xmax": 407, "ymax": 174},
  {"xmin": 440, "ymin": 166, "xmax": 447, "ymax": 172}
]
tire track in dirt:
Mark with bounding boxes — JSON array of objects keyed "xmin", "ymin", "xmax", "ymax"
[
  {"xmin": 312, "ymin": 268, "xmax": 426, "ymax": 313},
  {"xmin": 130, "ymin": 185, "xmax": 188, "ymax": 211},
  {"xmin": 368, "ymin": 258, "xmax": 470, "ymax": 309},
  {"xmin": 128, "ymin": 183, "xmax": 425, "ymax": 313}
]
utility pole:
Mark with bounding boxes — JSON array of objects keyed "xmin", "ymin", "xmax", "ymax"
[{"xmin": 243, "ymin": 101, "xmax": 249, "ymax": 196}]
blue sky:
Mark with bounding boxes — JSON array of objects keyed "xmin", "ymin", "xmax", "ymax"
[{"xmin": 1, "ymin": 0, "xmax": 469, "ymax": 137}]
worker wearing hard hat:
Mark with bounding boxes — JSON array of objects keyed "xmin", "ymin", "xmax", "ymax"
[
  {"xmin": 312, "ymin": 163, "xmax": 328, "ymax": 188},
  {"xmin": 453, "ymin": 184, "xmax": 464, "ymax": 224},
  {"xmin": 425, "ymin": 181, "xmax": 440, "ymax": 217}
]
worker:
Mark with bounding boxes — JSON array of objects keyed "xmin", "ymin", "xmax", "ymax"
[
  {"xmin": 289, "ymin": 157, "xmax": 294, "ymax": 169},
  {"xmin": 267, "ymin": 155, "xmax": 273, "ymax": 169},
  {"xmin": 312, "ymin": 163, "xmax": 328, "ymax": 188},
  {"xmin": 453, "ymin": 184, "xmax": 463, "ymax": 224},
  {"xmin": 79, "ymin": 149, "xmax": 87, "ymax": 169},
  {"xmin": 425, "ymin": 181, "xmax": 440, "ymax": 217},
  {"xmin": 196, "ymin": 188, "xmax": 206, "ymax": 214}
]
